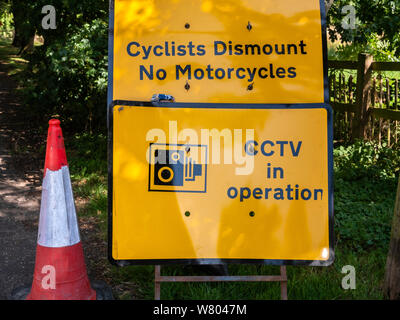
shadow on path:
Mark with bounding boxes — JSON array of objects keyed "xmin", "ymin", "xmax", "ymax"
[{"xmin": 0, "ymin": 43, "xmax": 42, "ymax": 300}]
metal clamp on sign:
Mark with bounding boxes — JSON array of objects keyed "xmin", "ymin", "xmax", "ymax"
[{"xmin": 151, "ymin": 94, "xmax": 175, "ymax": 103}]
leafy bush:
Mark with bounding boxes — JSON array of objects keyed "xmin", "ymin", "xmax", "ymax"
[
  {"xmin": 22, "ymin": 18, "xmax": 108, "ymax": 133},
  {"xmin": 0, "ymin": 1, "xmax": 13, "ymax": 38},
  {"xmin": 328, "ymin": 0, "xmax": 400, "ymax": 58},
  {"xmin": 330, "ymin": 33, "xmax": 400, "ymax": 62},
  {"xmin": 333, "ymin": 141, "xmax": 399, "ymax": 251},
  {"xmin": 66, "ymin": 132, "xmax": 107, "ymax": 176},
  {"xmin": 334, "ymin": 140, "xmax": 400, "ymax": 180}
]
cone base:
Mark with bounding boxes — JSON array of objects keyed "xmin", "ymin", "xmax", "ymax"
[
  {"xmin": 27, "ymin": 243, "xmax": 96, "ymax": 300},
  {"xmin": 9, "ymin": 280, "xmax": 113, "ymax": 300}
]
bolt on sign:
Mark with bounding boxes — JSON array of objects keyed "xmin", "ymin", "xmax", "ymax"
[{"xmin": 108, "ymin": 0, "xmax": 334, "ymax": 266}]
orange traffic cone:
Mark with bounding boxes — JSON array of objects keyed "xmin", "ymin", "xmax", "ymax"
[{"xmin": 26, "ymin": 119, "xmax": 96, "ymax": 300}]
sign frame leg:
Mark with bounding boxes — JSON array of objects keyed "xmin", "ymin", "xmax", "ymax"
[{"xmin": 154, "ymin": 265, "xmax": 288, "ymax": 300}]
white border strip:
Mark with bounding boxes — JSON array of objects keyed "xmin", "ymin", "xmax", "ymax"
[{"xmin": 37, "ymin": 166, "xmax": 80, "ymax": 247}]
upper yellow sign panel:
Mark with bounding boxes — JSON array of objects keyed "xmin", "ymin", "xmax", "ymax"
[{"xmin": 111, "ymin": 0, "xmax": 327, "ymax": 104}]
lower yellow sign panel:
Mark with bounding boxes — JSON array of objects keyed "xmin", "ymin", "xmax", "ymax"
[{"xmin": 110, "ymin": 104, "xmax": 333, "ymax": 265}]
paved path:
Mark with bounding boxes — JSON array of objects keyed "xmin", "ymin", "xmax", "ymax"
[{"xmin": 0, "ymin": 53, "xmax": 41, "ymax": 299}]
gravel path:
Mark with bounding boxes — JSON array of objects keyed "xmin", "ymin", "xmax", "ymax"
[{"xmin": 0, "ymin": 54, "xmax": 41, "ymax": 300}]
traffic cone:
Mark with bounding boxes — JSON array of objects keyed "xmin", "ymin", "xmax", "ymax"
[{"xmin": 26, "ymin": 119, "xmax": 96, "ymax": 300}]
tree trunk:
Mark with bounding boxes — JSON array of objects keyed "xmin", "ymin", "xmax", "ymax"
[
  {"xmin": 11, "ymin": 0, "xmax": 23, "ymax": 47},
  {"xmin": 325, "ymin": 0, "xmax": 335, "ymax": 13},
  {"xmin": 18, "ymin": 35, "xmax": 35, "ymax": 55},
  {"xmin": 352, "ymin": 53, "xmax": 373, "ymax": 140},
  {"xmin": 384, "ymin": 176, "xmax": 400, "ymax": 299},
  {"xmin": 11, "ymin": 21, "xmax": 23, "ymax": 48},
  {"xmin": 10, "ymin": 0, "xmax": 35, "ymax": 53}
]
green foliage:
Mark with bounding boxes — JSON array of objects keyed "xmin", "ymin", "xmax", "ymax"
[
  {"xmin": 67, "ymin": 132, "xmax": 107, "ymax": 176},
  {"xmin": 22, "ymin": 19, "xmax": 108, "ymax": 132},
  {"xmin": 8, "ymin": 0, "xmax": 108, "ymax": 48},
  {"xmin": 328, "ymin": 0, "xmax": 400, "ymax": 48},
  {"xmin": 334, "ymin": 140, "xmax": 400, "ymax": 179},
  {"xmin": 35, "ymin": 0, "xmax": 108, "ymax": 45},
  {"xmin": 334, "ymin": 140, "xmax": 398, "ymax": 251},
  {"xmin": 67, "ymin": 133, "xmax": 108, "ymax": 231},
  {"xmin": 331, "ymin": 34, "xmax": 399, "ymax": 62},
  {"xmin": 4, "ymin": 0, "xmax": 109, "ymax": 132},
  {"xmin": 0, "ymin": 1, "xmax": 13, "ymax": 38},
  {"xmin": 328, "ymin": 0, "xmax": 400, "ymax": 60}
]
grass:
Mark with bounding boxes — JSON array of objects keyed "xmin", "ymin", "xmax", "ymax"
[
  {"xmin": 101, "ymin": 247, "xmax": 386, "ymax": 300},
  {"xmin": 67, "ymin": 133, "xmax": 108, "ymax": 236}
]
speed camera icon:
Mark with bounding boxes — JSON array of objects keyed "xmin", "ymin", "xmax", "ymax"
[{"xmin": 148, "ymin": 144, "xmax": 207, "ymax": 193}]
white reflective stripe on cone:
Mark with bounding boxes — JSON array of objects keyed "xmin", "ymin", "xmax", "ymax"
[{"xmin": 37, "ymin": 166, "xmax": 80, "ymax": 247}]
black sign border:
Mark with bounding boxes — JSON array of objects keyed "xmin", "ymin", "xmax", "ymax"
[
  {"xmin": 107, "ymin": 0, "xmax": 333, "ymax": 267},
  {"xmin": 108, "ymin": 102, "xmax": 334, "ymax": 267},
  {"xmin": 107, "ymin": 0, "xmax": 330, "ymax": 107}
]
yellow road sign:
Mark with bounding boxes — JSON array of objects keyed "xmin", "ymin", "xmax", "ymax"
[
  {"xmin": 109, "ymin": 103, "xmax": 333, "ymax": 265},
  {"xmin": 109, "ymin": 0, "xmax": 328, "ymax": 105}
]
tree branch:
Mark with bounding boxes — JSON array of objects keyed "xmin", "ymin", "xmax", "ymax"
[{"xmin": 325, "ymin": 0, "xmax": 335, "ymax": 13}]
